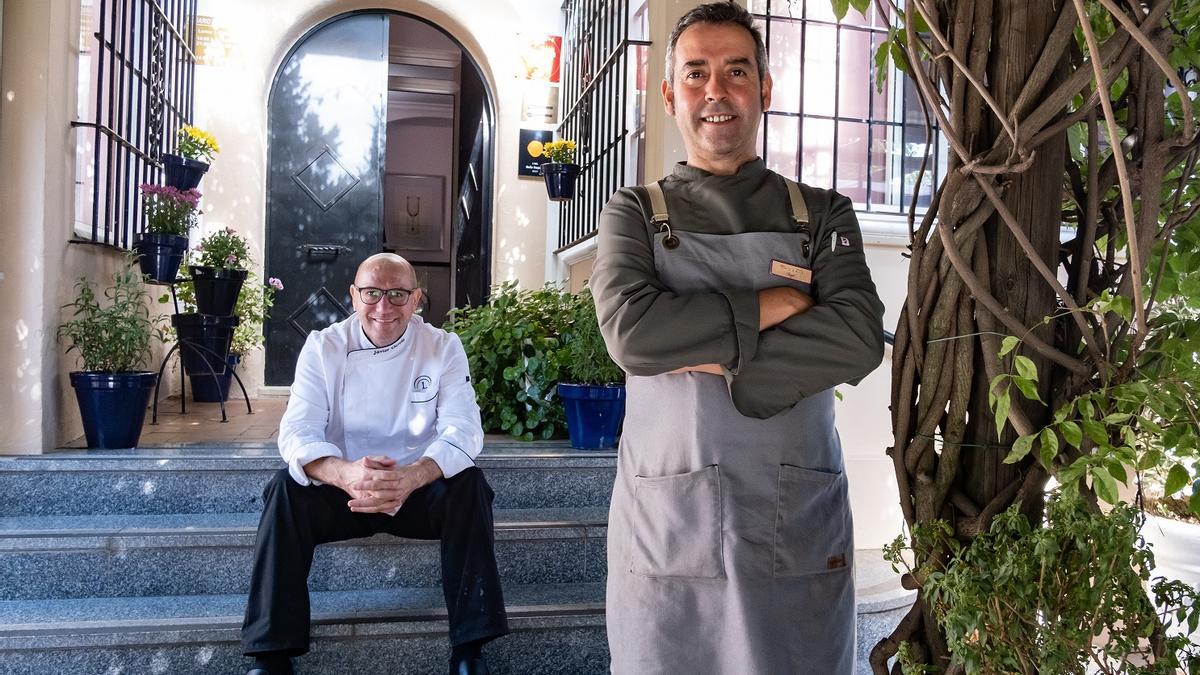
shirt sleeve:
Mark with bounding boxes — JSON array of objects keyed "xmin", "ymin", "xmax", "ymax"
[
  {"xmin": 728, "ymin": 190, "xmax": 886, "ymax": 418},
  {"xmin": 277, "ymin": 332, "xmax": 343, "ymax": 485},
  {"xmin": 421, "ymin": 333, "xmax": 485, "ymax": 478},
  {"xmin": 589, "ymin": 186, "xmax": 761, "ymax": 376}
]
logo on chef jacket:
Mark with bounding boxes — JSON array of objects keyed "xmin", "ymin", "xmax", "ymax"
[{"xmin": 413, "ymin": 375, "xmax": 433, "ymax": 393}]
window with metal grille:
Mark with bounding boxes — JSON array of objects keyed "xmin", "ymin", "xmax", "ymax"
[
  {"xmin": 556, "ymin": 0, "xmax": 652, "ymax": 250},
  {"xmin": 750, "ymin": 0, "xmax": 946, "ymax": 214},
  {"xmin": 72, "ymin": 0, "xmax": 198, "ymax": 248}
]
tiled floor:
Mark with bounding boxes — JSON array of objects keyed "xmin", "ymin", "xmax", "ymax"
[{"xmin": 136, "ymin": 395, "xmax": 287, "ymax": 445}]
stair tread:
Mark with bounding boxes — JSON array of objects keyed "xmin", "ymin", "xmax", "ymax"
[
  {"xmin": 0, "ymin": 582, "xmax": 607, "ymax": 633},
  {"xmin": 0, "ymin": 507, "xmax": 610, "ymax": 540}
]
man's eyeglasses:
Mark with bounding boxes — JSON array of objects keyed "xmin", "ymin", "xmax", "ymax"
[{"xmin": 354, "ymin": 286, "xmax": 417, "ymax": 306}]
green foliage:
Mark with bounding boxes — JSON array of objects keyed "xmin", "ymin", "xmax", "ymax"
[
  {"xmin": 192, "ymin": 227, "xmax": 250, "ymax": 270},
  {"xmin": 990, "ymin": 296, "xmax": 1200, "ymax": 520},
  {"xmin": 58, "ymin": 255, "xmax": 163, "ymax": 372},
  {"xmin": 444, "ymin": 282, "xmax": 623, "ymax": 441},
  {"xmin": 886, "ymin": 491, "xmax": 1200, "ymax": 675}
]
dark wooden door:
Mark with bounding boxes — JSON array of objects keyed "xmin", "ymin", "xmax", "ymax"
[{"xmin": 264, "ymin": 13, "xmax": 388, "ymax": 385}]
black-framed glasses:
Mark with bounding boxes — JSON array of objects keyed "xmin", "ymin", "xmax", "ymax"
[{"xmin": 354, "ymin": 286, "xmax": 416, "ymax": 306}]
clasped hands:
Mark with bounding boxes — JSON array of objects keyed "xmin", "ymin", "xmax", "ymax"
[
  {"xmin": 305, "ymin": 455, "xmax": 442, "ymax": 514},
  {"xmin": 671, "ymin": 286, "xmax": 813, "ymax": 376}
]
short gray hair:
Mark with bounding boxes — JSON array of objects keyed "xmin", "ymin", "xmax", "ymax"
[{"xmin": 665, "ymin": 1, "xmax": 768, "ymax": 86}]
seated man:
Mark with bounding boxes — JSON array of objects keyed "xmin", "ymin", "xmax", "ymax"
[{"xmin": 242, "ymin": 253, "xmax": 507, "ymax": 675}]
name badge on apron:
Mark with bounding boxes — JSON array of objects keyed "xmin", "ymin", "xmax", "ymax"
[{"xmin": 769, "ymin": 259, "xmax": 812, "ymax": 285}]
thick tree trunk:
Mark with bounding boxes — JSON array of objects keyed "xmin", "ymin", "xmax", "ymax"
[{"xmin": 960, "ymin": 0, "xmax": 1066, "ymax": 520}]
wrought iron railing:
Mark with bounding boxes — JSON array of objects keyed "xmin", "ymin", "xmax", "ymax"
[
  {"xmin": 556, "ymin": 0, "xmax": 651, "ymax": 250},
  {"xmin": 72, "ymin": 0, "xmax": 198, "ymax": 248}
]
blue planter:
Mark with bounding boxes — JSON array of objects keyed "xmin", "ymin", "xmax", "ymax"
[
  {"xmin": 134, "ymin": 233, "xmax": 188, "ymax": 283},
  {"xmin": 558, "ymin": 382, "xmax": 625, "ymax": 450},
  {"xmin": 69, "ymin": 372, "xmax": 157, "ymax": 449},
  {"xmin": 162, "ymin": 153, "xmax": 209, "ymax": 190},
  {"xmin": 171, "ymin": 313, "xmax": 239, "ymax": 377},
  {"xmin": 189, "ymin": 352, "xmax": 241, "ymax": 403},
  {"xmin": 189, "ymin": 266, "xmax": 247, "ymax": 316},
  {"xmin": 541, "ymin": 162, "xmax": 580, "ymax": 202}
]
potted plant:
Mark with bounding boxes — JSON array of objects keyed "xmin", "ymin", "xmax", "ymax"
[
  {"xmin": 134, "ymin": 184, "xmax": 200, "ymax": 283},
  {"xmin": 555, "ymin": 287, "xmax": 625, "ymax": 449},
  {"xmin": 163, "ymin": 271, "xmax": 282, "ymax": 402},
  {"xmin": 58, "ymin": 255, "xmax": 163, "ymax": 449},
  {"xmin": 188, "ymin": 226, "xmax": 250, "ymax": 316},
  {"xmin": 539, "ymin": 138, "xmax": 579, "ymax": 202},
  {"xmin": 162, "ymin": 124, "xmax": 219, "ymax": 190}
]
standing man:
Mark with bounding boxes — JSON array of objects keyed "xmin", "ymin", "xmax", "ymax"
[
  {"xmin": 242, "ymin": 253, "xmax": 507, "ymax": 675},
  {"xmin": 589, "ymin": 2, "xmax": 885, "ymax": 673}
]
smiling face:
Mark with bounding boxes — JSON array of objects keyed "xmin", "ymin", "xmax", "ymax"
[
  {"xmin": 662, "ymin": 21, "xmax": 772, "ymax": 175},
  {"xmin": 350, "ymin": 258, "xmax": 422, "ymax": 347}
]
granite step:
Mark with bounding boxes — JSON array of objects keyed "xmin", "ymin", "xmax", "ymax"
[
  {"xmin": 0, "ymin": 442, "xmax": 617, "ymax": 516},
  {"xmin": 0, "ymin": 508, "xmax": 609, "ymax": 600},
  {"xmin": 0, "ymin": 582, "xmax": 609, "ymax": 675}
]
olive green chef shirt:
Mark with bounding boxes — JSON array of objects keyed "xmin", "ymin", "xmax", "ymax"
[{"xmin": 590, "ymin": 158, "xmax": 886, "ymax": 419}]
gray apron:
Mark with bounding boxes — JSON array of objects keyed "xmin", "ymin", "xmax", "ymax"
[{"xmin": 606, "ymin": 185, "xmax": 856, "ymax": 674}]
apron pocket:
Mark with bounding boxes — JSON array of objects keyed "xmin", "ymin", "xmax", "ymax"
[
  {"xmin": 629, "ymin": 465, "xmax": 725, "ymax": 579},
  {"xmin": 773, "ymin": 464, "xmax": 853, "ymax": 577}
]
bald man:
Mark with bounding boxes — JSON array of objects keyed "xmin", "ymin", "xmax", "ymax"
[{"xmin": 242, "ymin": 254, "xmax": 507, "ymax": 675}]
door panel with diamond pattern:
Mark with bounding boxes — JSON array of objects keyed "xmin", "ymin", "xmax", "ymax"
[{"xmin": 264, "ymin": 14, "xmax": 388, "ymax": 385}]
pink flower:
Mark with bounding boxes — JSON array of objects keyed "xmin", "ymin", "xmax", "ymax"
[
  {"xmin": 268, "ymin": 277, "xmax": 284, "ymax": 291},
  {"xmin": 225, "ymin": 254, "xmax": 237, "ymax": 265}
]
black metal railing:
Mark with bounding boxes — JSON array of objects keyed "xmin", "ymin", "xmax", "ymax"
[
  {"xmin": 753, "ymin": 0, "xmax": 943, "ymax": 213},
  {"xmin": 72, "ymin": 0, "xmax": 198, "ymax": 248},
  {"xmin": 556, "ymin": 0, "xmax": 650, "ymax": 250}
]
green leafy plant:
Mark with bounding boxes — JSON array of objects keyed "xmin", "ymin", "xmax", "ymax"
[
  {"xmin": 139, "ymin": 184, "xmax": 200, "ymax": 236},
  {"xmin": 58, "ymin": 255, "xmax": 163, "ymax": 372},
  {"xmin": 160, "ymin": 268, "xmax": 282, "ymax": 353},
  {"xmin": 561, "ymin": 287, "xmax": 624, "ymax": 385},
  {"xmin": 445, "ymin": 282, "xmax": 623, "ymax": 440},
  {"xmin": 885, "ymin": 490, "xmax": 1200, "ymax": 674},
  {"xmin": 192, "ymin": 227, "xmax": 250, "ymax": 270}
]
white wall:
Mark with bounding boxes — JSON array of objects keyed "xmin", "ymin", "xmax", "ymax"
[{"xmin": 192, "ymin": 0, "xmax": 562, "ymax": 394}]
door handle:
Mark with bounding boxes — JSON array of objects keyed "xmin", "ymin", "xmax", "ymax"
[{"xmin": 298, "ymin": 244, "xmax": 350, "ymax": 261}]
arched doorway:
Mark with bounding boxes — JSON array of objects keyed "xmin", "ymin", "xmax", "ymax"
[{"xmin": 263, "ymin": 10, "xmax": 495, "ymax": 386}]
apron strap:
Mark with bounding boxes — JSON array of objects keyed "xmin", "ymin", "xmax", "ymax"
[
  {"xmin": 781, "ymin": 176, "xmax": 810, "ymax": 225},
  {"xmin": 643, "ymin": 180, "xmax": 670, "ymax": 226}
]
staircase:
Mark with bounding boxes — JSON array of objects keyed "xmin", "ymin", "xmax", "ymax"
[{"xmin": 0, "ymin": 442, "xmax": 912, "ymax": 674}]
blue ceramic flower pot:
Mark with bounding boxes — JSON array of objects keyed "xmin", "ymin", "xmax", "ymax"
[
  {"xmin": 162, "ymin": 153, "xmax": 209, "ymax": 190},
  {"xmin": 69, "ymin": 371, "xmax": 157, "ymax": 449},
  {"xmin": 541, "ymin": 162, "xmax": 580, "ymax": 202},
  {"xmin": 557, "ymin": 382, "xmax": 625, "ymax": 450},
  {"xmin": 134, "ymin": 233, "xmax": 188, "ymax": 283}
]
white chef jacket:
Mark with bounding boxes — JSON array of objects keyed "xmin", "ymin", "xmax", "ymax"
[{"xmin": 277, "ymin": 313, "xmax": 484, "ymax": 486}]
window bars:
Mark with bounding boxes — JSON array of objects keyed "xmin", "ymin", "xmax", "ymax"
[
  {"xmin": 72, "ymin": 0, "xmax": 197, "ymax": 248},
  {"xmin": 556, "ymin": 0, "xmax": 651, "ymax": 251},
  {"xmin": 751, "ymin": 0, "xmax": 945, "ymax": 213}
]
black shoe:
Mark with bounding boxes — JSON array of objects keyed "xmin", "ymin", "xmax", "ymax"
[
  {"xmin": 451, "ymin": 656, "xmax": 490, "ymax": 675},
  {"xmin": 246, "ymin": 655, "xmax": 294, "ymax": 675}
]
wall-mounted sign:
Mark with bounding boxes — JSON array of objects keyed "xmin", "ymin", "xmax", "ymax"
[
  {"xmin": 518, "ymin": 129, "xmax": 553, "ymax": 177},
  {"xmin": 521, "ymin": 82, "xmax": 560, "ymax": 125},
  {"xmin": 195, "ymin": 16, "xmax": 236, "ymax": 66},
  {"xmin": 520, "ymin": 35, "xmax": 562, "ymax": 83}
]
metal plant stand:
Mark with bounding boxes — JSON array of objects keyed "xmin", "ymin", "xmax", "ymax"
[{"xmin": 148, "ymin": 279, "xmax": 253, "ymax": 424}]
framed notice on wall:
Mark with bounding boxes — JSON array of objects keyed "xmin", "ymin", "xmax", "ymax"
[
  {"xmin": 518, "ymin": 129, "xmax": 553, "ymax": 177},
  {"xmin": 385, "ymin": 174, "xmax": 446, "ymax": 252}
]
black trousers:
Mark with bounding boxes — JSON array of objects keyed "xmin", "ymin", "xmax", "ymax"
[{"xmin": 241, "ymin": 467, "xmax": 509, "ymax": 656}]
